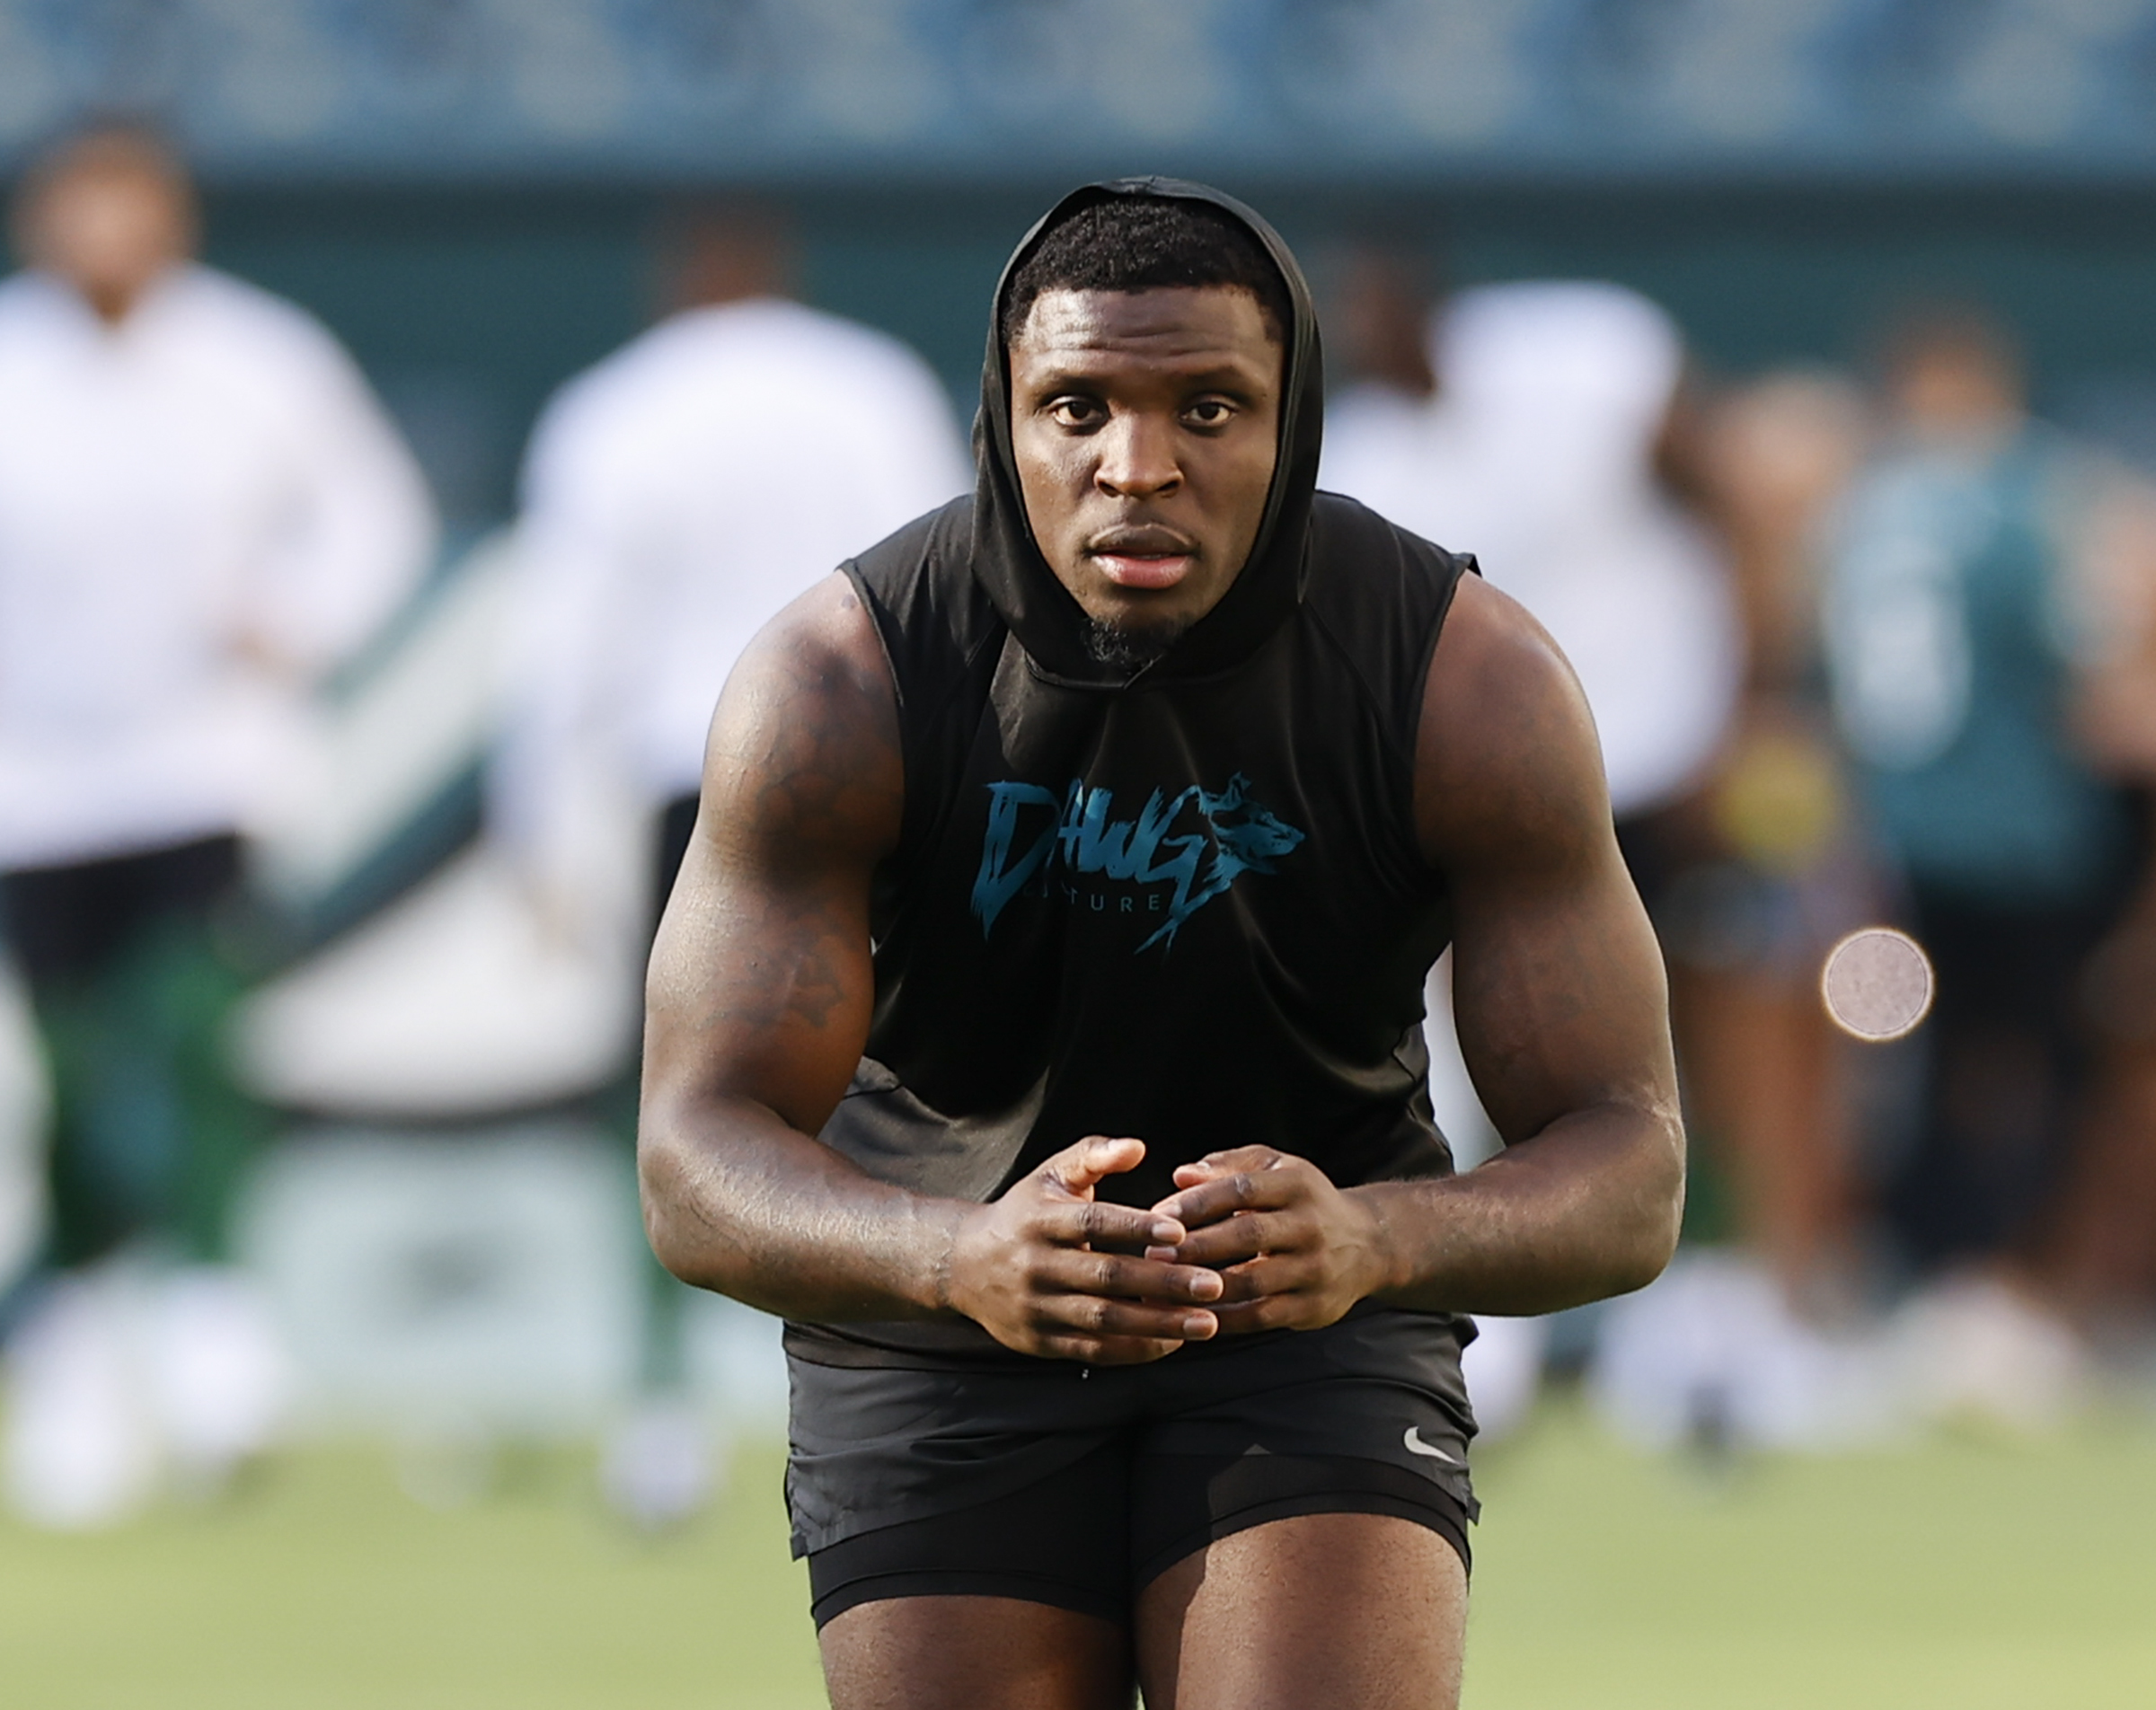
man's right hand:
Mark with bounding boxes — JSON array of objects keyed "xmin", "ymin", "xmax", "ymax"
[{"xmin": 941, "ymin": 1138, "xmax": 1224, "ymax": 1364}]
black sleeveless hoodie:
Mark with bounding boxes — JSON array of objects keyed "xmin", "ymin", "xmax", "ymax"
[{"xmin": 802, "ymin": 179, "xmax": 1471, "ymax": 1364}]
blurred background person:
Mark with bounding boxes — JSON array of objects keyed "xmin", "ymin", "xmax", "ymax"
[
  {"xmin": 1327, "ymin": 259, "xmax": 1744, "ymax": 837},
  {"xmin": 1823, "ymin": 305, "xmax": 2140, "ymax": 1418},
  {"xmin": 0, "ymin": 124, "xmax": 436, "ymax": 1527},
  {"xmin": 488, "ymin": 197, "xmax": 969, "ymax": 1526},
  {"xmin": 1574, "ymin": 371, "xmax": 1910, "ymax": 1457},
  {"xmin": 1667, "ymin": 372, "xmax": 1878, "ymax": 1311},
  {"xmin": 2012, "ymin": 366, "xmax": 2156, "ymax": 1352},
  {"xmin": 1322, "ymin": 242, "xmax": 1442, "ymax": 508}
]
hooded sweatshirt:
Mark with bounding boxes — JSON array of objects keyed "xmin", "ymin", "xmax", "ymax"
[{"xmin": 801, "ymin": 180, "xmax": 1471, "ymax": 1366}]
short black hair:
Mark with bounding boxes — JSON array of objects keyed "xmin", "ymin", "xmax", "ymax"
[{"xmin": 1002, "ymin": 195, "xmax": 1292, "ymax": 350}]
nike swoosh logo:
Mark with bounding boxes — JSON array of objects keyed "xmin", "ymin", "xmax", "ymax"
[{"xmin": 1403, "ymin": 1426, "xmax": 1459, "ymax": 1465}]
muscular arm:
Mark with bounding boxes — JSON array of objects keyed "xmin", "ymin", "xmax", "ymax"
[
  {"xmin": 641, "ymin": 574, "xmax": 1224, "ymax": 1356},
  {"xmin": 638, "ymin": 573, "xmax": 950, "ymax": 1320},
  {"xmin": 1373, "ymin": 572, "xmax": 1685, "ymax": 1310},
  {"xmin": 1157, "ymin": 574, "xmax": 1684, "ymax": 1320}
]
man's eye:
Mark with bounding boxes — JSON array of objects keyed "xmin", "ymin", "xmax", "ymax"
[
  {"xmin": 1049, "ymin": 397, "xmax": 1106, "ymax": 428},
  {"xmin": 1185, "ymin": 399, "xmax": 1236, "ymax": 428}
]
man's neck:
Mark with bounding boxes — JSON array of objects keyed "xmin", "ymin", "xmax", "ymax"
[{"xmin": 59, "ymin": 263, "xmax": 179, "ymax": 328}]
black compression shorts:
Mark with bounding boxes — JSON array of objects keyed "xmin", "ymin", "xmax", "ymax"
[{"xmin": 786, "ymin": 1307, "xmax": 1480, "ymax": 1628}]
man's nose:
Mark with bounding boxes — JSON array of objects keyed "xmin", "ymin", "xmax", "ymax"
[{"xmin": 1095, "ymin": 411, "xmax": 1181, "ymax": 498}]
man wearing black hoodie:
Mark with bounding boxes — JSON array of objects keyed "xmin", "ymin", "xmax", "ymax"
[{"xmin": 641, "ymin": 181, "xmax": 1682, "ymax": 1709}]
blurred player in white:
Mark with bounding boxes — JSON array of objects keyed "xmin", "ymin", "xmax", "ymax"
[
  {"xmin": 1329, "ymin": 272, "xmax": 1740, "ymax": 826},
  {"xmin": 492, "ymin": 198, "xmax": 968, "ymax": 1523},
  {"xmin": 0, "ymin": 125, "xmax": 437, "ymax": 1525}
]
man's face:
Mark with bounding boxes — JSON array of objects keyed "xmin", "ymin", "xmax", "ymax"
[
  {"xmin": 1891, "ymin": 340, "xmax": 2022, "ymax": 444},
  {"xmin": 1008, "ymin": 286, "xmax": 1282, "ymax": 661},
  {"xmin": 17, "ymin": 159, "xmax": 192, "ymax": 323}
]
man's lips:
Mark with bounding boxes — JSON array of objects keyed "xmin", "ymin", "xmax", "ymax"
[
  {"xmin": 1092, "ymin": 551, "xmax": 1194, "ymax": 590},
  {"xmin": 1088, "ymin": 528, "xmax": 1197, "ymax": 591}
]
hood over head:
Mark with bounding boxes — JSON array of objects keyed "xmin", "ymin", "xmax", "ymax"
[{"xmin": 971, "ymin": 177, "xmax": 1325, "ymax": 688}]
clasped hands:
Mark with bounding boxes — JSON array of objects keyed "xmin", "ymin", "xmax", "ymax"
[{"xmin": 942, "ymin": 1136, "xmax": 1392, "ymax": 1364}]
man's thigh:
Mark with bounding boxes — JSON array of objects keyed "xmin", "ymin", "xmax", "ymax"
[
  {"xmin": 1135, "ymin": 1513, "xmax": 1467, "ymax": 1710},
  {"xmin": 820, "ymin": 1596, "xmax": 1131, "ymax": 1710}
]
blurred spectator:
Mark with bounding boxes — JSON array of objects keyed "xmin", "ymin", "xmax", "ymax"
[
  {"xmin": 1328, "ymin": 269, "xmax": 1743, "ymax": 830},
  {"xmin": 1824, "ymin": 306, "xmax": 2136, "ymax": 1327},
  {"xmin": 490, "ymin": 198, "xmax": 968, "ymax": 1524},
  {"xmin": 2028, "ymin": 399, "xmax": 2156, "ymax": 1339},
  {"xmin": 2046, "ymin": 879, "xmax": 2156, "ymax": 1337},
  {"xmin": 1323, "ymin": 244, "xmax": 1439, "ymax": 496},
  {"xmin": 0, "ymin": 124, "xmax": 437, "ymax": 1525},
  {"xmin": 1667, "ymin": 373, "xmax": 1878, "ymax": 1307},
  {"xmin": 493, "ymin": 198, "xmax": 969, "ymax": 944},
  {"xmin": 1590, "ymin": 377, "xmax": 1931, "ymax": 1455}
]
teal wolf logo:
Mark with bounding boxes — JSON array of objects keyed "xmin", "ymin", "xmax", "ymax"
[{"xmin": 971, "ymin": 772, "xmax": 1306, "ymax": 952}]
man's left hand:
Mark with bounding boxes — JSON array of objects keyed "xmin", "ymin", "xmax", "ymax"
[{"xmin": 1148, "ymin": 1147, "xmax": 1392, "ymax": 1333}]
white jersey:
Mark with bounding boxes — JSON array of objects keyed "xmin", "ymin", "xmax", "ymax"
[
  {"xmin": 0, "ymin": 264, "xmax": 437, "ymax": 869},
  {"xmin": 1324, "ymin": 281, "xmax": 1743, "ymax": 821},
  {"xmin": 492, "ymin": 295, "xmax": 970, "ymax": 854}
]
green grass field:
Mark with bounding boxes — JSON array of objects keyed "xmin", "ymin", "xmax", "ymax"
[{"xmin": 4, "ymin": 1403, "xmax": 2153, "ymax": 1708}]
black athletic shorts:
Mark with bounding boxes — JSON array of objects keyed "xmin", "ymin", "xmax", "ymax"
[{"xmin": 785, "ymin": 1306, "xmax": 1479, "ymax": 1628}]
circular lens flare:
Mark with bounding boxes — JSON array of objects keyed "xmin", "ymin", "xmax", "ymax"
[{"xmin": 1821, "ymin": 927, "xmax": 1935, "ymax": 1042}]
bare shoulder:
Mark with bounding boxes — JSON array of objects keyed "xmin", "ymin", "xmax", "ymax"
[
  {"xmin": 649, "ymin": 572, "xmax": 899, "ymax": 1130},
  {"xmin": 699, "ymin": 570, "xmax": 904, "ymax": 872},
  {"xmin": 1412, "ymin": 571, "xmax": 1612, "ymax": 871}
]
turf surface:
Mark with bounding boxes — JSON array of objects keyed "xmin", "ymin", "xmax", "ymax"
[{"xmin": 4, "ymin": 1404, "xmax": 2152, "ymax": 1707}]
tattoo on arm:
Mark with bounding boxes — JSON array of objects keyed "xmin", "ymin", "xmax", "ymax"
[{"xmin": 637, "ymin": 577, "xmax": 950, "ymax": 1320}]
